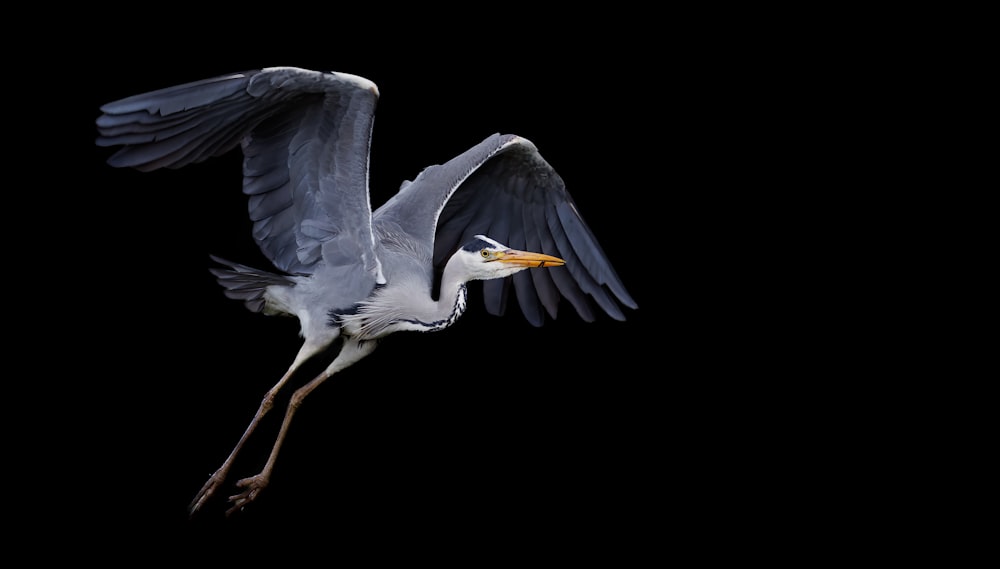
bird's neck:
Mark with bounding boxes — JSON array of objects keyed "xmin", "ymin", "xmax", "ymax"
[
  {"xmin": 380, "ymin": 260, "xmax": 471, "ymax": 335},
  {"xmin": 430, "ymin": 267, "xmax": 469, "ymax": 331}
]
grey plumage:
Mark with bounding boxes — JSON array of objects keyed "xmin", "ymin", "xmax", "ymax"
[{"xmin": 96, "ymin": 66, "xmax": 636, "ymax": 517}]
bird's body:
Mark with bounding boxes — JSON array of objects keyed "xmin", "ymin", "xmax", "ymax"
[{"xmin": 96, "ymin": 66, "xmax": 636, "ymax": 517}]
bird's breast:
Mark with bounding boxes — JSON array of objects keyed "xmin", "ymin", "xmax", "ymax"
[
  {"xmin": 336, "ymin": 283, "xmax": 468, "ymax": 339},
  {"xmin": 399, "ymin": 283, "xmax": 468, "ymax": 333}
]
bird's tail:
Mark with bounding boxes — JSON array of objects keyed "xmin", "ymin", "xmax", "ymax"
[{"xmin": 209, "ymin": 255, "xmax": 293, "ymax": 314}]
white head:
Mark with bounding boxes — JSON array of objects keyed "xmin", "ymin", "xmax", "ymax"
[{"xmin": 450, "ymin": 234, "xmax": 565, "ymax": 281}]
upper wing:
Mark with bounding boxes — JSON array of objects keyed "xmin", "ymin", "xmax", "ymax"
[
  {"xmin": 374, "ymin": 133, "xmax": 637, "ymax": 326},
  {"xmin": 95, "ymin": 67, "xmax": 382, "ymax": 279}
]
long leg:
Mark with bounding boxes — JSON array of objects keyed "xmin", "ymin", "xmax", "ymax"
[
  {"xmin": 226, "ymin": 337, "xmax": 377, "ymax": 516},
  {"xmin": 188, "ymin": 336, "xmax": 334, "ymax": 517}
]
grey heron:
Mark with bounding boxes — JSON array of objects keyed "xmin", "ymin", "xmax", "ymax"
[{"xmin": 95, "ymin": 66, "xmax": 637, "ymax": 517}]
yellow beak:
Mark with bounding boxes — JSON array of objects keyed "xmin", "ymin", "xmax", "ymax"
[{"xmin": 496, "ymin": 249, "xmax": 566, "ymax": 268}]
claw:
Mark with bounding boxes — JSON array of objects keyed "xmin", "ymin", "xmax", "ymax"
[
  {"xmin": 225, "ymin": 473, "xmax": 270, "ymax": 517},
  {"xmin": 188, "ymin": 469, "xmax": 229, "ymax": 518}
]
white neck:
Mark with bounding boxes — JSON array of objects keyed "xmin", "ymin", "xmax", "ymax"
[{"xmin": 427, "ymin": 260, "xmax": 471, "ymax": 331}]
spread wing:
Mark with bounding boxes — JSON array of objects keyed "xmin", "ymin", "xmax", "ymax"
[
  {"xmin": 375, "ymin": 133, "xmax": 637, "ymax": 326},
  {"xmin": 95, "ymin": 66, "xmax": 382, "ymax": 280}
]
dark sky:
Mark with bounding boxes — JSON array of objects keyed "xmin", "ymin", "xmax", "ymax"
[
  {"xmin": 33, "ymin": 11, "xmax": 856, "ymax": 559},
  {"xmin": 22, "ymin": 25, "xmax": 859, "ymax": 569}
]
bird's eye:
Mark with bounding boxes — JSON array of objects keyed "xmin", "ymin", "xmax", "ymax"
[{"xmin": 480, "ymin": 249, "xmax": 490, "ymax": 258}]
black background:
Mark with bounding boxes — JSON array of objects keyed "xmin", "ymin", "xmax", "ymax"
[
  {"xmin": 12, "ymin": 5, "xmax": 932, "ymax": 562},
  {"xmin": 44, "ymin": 16, "xmax": 790, "ymax": 558}
]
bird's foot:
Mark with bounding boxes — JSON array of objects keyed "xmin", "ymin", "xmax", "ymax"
[
  {"xmin": 225, "ymin": 473, "xmax": 270, "ymax": 517},
  {"xmin": 188, "ymin": 468, "xmax": 229, "ymax": 518}
]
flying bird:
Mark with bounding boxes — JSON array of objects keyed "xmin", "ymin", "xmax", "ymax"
[{"xmin": 95, "ymin": 66, "xmax": 637, "ymax": 517}]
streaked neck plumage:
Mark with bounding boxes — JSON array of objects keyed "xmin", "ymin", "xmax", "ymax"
[
  {"xmin": 412, "ymin": 257, "xmax": 470, "ymax": 332},
  {"xmin": 340, "ymin": 253, "xmax": 473, "ymax": 339}
]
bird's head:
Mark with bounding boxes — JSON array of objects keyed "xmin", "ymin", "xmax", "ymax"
[{"xmin": 452, "ymin": 235, "xmax": 565, "ymax": 281}]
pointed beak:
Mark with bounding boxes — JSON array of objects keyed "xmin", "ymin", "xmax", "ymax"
[{"xmin": 496, "ymin": 249, "xmax": 566, "ymax": 268}]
